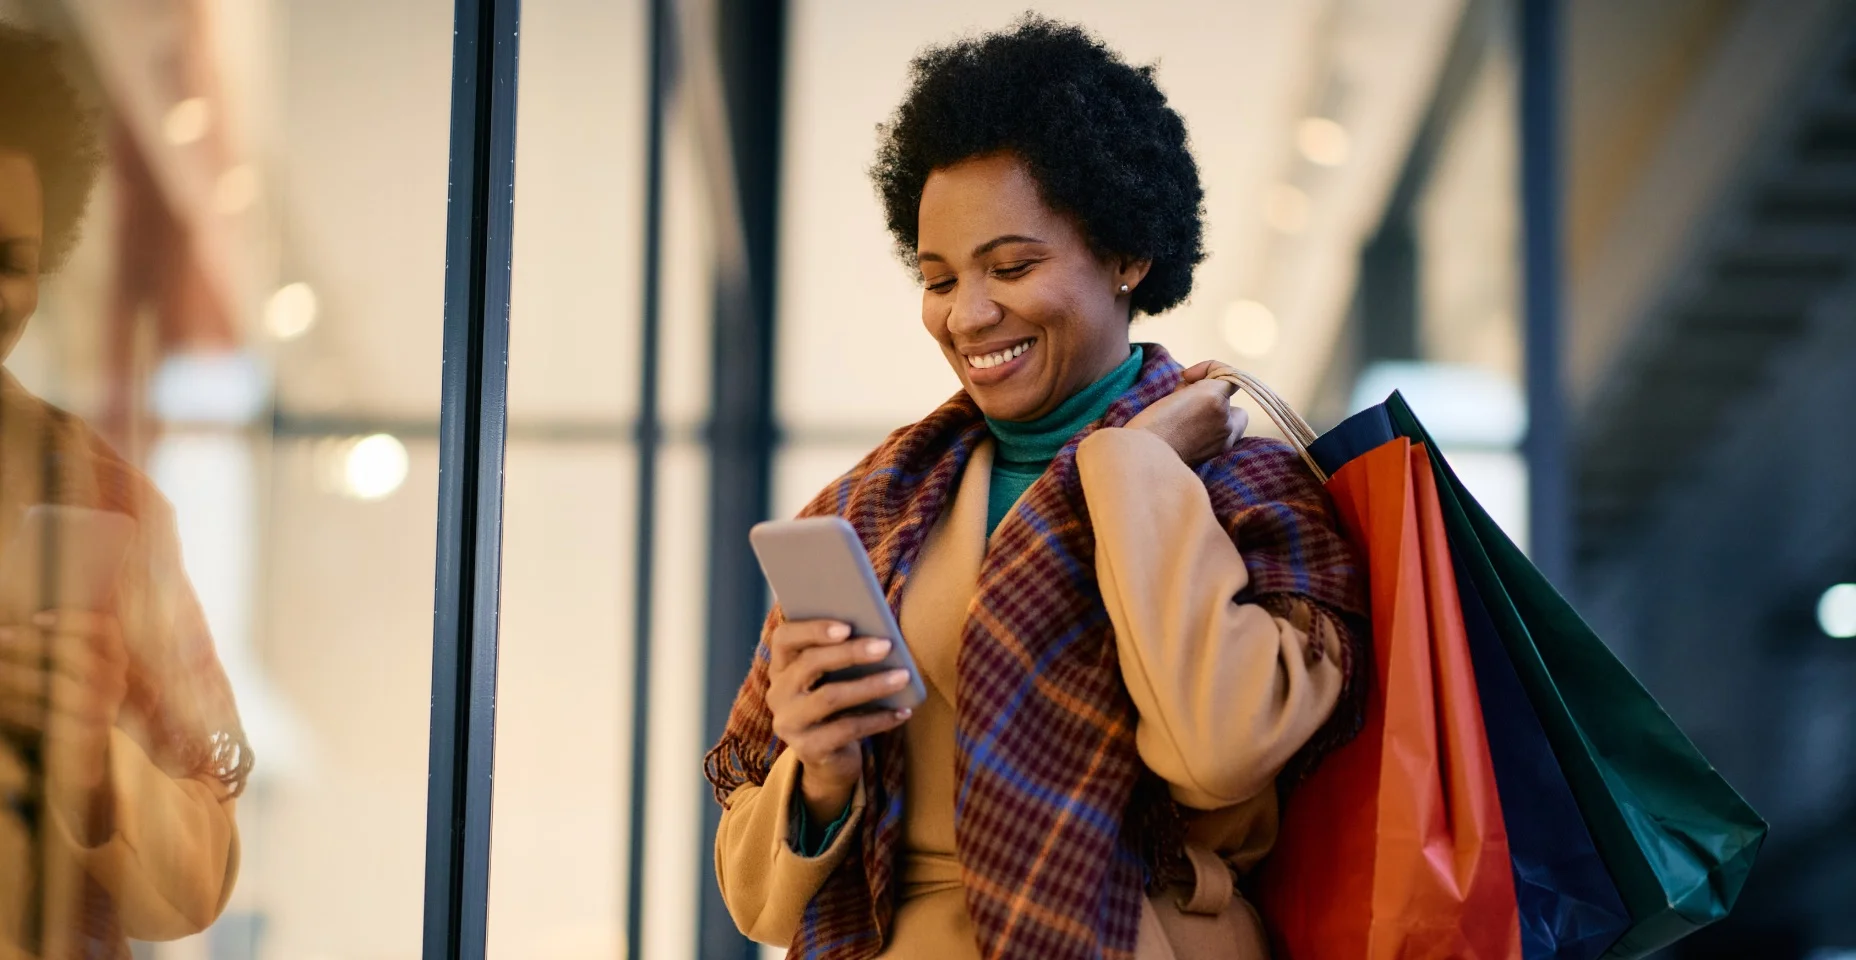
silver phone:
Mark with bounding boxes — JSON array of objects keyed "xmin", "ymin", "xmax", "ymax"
[
  {"xmin": 0, "ymin": 505, "xmax": 137, "ymax": 622},
  {"xmin": 749, "ymin": 516, "xmax": 927, "ymax": 713}
]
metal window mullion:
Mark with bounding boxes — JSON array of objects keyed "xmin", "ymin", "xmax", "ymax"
[
  {"xmin": 698, "ymin": 3, "xmax": 788, "ymax": 959},
  {"xmin": 1520, "ymin": 0, "xmax": 1569, "ymax": 586},
  {"xmin": 422, "ymin": 0, "xmax": 521, "ymax": 958},
  {"xmin": 624, "ymin": 0, "xmax": 673, "ymax": 957}
]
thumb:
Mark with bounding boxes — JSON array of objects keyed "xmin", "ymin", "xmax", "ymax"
[{"xmin": 1180, "ymin": 360, "xmax": 1217, "ymax": 383}]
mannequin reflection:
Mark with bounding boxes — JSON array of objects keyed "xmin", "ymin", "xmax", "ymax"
[{"xmin": 0, "ymin": 23, "xmax": 249, "ymax": 957}]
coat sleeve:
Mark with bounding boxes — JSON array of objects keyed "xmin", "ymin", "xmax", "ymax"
[
  {"xmin": 41, "ymin": 440, "xmax": 246, "ymax": 940},
  {"xmin": 1077, "ymin": 427, "xmax": 1345, "ymax": 810},
  {"xmin": 45, "ymin": 728, "xmax": 239, "ymax": 939},
  {"xmin": 714, "ymin": 748, "xmax": 866, "ymax": 946}
]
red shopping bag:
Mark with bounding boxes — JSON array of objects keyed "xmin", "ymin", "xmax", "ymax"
[{"xmin": 1254, "ymin": 438, "xmax": 1521, "ymax": 959}]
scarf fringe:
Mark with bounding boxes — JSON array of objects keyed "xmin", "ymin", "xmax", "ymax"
[{"xmin": 704, "ymin": 733, "xmax": 772, "ymax": 805}]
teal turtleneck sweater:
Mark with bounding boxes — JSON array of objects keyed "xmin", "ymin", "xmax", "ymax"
[{"xmin": 984, "ymin": 345, "xmax": 1143, "ymax": 536}]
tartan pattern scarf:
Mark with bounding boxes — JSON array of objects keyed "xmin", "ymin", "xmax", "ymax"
[{"xmin": 705, "ymin": 344, "xmax": 1366, "ymax": 960}]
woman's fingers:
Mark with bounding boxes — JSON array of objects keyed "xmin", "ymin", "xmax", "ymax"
[
  {"xmin": 768, "ymin": 619, "xmax": 851, "ymax": 673},
  {"xmin": 0, "ymin": 660, "xmax": 48, "ymax": 732},
  {"xmin": 28, "ymin": 610, "xmax": 114, "ymax": 637},
  {"xmin": 1227, "ymin": 406, "xmax": 1250, "ymax": 451},
  {"xmin": 770, "ymin": 666, "xmax": 911, "ymax": 746},
  {"xmin": 0, "ymin": 660, "xmax": 112, "ymax": 725},
  {"xmin": 0, "ymin": 613, "xmax": 125, "ymax": 676},
  {"xmin": 791, "ymin": 669, "xmax": 911, "ymax": 729},
  {"xmin": 0, "ymin": 664, "xmax": 94, "ymax": 731},
  {"xmin": 789, "ymin": 637, "xmax": 893, "ymax": 691},
  {"xmin": 1183, "ymin": 358, "xmax": 1242, "ymax": 386},
  {"xmin": 0, "ymin": 699, "xmax": 43, "ymax": 734},
  {"xmin": 0, "ymin": 626, "xmax": 123, "ymax": 716},
  {"xmin": 797, "ymin": 706, "xmax": 913, "ymax": 759},
  {"xmin": 1195, "ymin": 375, "xmax": 1238, "ymax": 402}
]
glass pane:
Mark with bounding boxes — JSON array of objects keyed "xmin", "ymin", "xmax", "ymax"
[
  {"xmin": 1409, "ymin": 38, "xmax": 1529, "ymax": 549},
  {"xmin": 1416, "ymin": 45, "xmax": 1522, "ymax": 383},
  {"xmin": 490, "ymin": 0, "xmax": 718, "ymax": 956},
  {"xmin": 0, "ymin": 1, "xmax": 451, "ymax": 957},
  {"xmin": 490, "ymin": 442, "xmax": 634, "ymax": 958}
]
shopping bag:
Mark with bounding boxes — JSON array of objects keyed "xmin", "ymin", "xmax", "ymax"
[
  {"xmin": 1374, "ymin": 392, "xmax": 1768, "ymax": 958},
  {"xmin": 1310, "ymin": 405, "xmax": 1631, "ymax": 960},
  {"xmin": 1250, "ymin": 425, "xmax": 1522, "ymax": 960}
]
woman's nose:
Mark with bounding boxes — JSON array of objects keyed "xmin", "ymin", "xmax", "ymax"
[{"xmin": 946, "ymin": 281, "xmax": 1001, "ymax": 337}]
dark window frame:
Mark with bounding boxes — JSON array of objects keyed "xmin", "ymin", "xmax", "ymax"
[{"xmin": 422, "ymin": 0, "xmax": 521, "ymax": 957}]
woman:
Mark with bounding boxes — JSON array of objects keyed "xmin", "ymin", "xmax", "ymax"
[
  {"xmin": 0, "ymin": 23, "xmax": 248, "ymax": 958},
  {"xmin": 705, "ymin": 17, "xmax": 1366, "ymax": 960}
]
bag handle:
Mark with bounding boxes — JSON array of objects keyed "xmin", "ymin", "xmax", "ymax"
[
  {"xmin": 1204, "ymin": 363, "xmax": 1329, "ymax": 484},
  {"xmin": 1176, "ymin": 843, "xmax": 1235, "ymax": 915}
]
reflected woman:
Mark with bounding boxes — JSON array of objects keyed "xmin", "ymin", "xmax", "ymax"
[
  {"xmin": 707, "ymin": 17, "xmax": 1367, "ymax": 960},
  {"xmin": 0, "ymin": 23, "xmax": 249, "ymax": 958}
]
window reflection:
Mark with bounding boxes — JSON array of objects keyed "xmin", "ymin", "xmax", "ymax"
[
  {"xmin": 1, "ymin": 22, "xmax": 248, "ymax": 957},
  {"xmin": 0, "ymin": 0, "xmax": 448, "ymax": 953}
]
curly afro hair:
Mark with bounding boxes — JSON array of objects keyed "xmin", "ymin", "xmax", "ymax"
[
  {"xmin": 0, "ymin": 22, "xmax": 104, "ymax": 272},
  {"xmin": 872, "ymin": 15, "xmax": 1205, "ymax": 317}
]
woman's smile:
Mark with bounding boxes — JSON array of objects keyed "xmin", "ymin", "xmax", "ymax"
[{"xmin": 961, "ymin": 336, "xmax": 1037, "ymax": 384}]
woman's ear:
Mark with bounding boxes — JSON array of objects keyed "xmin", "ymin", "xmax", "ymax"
[{"xmin": 1115, "ymin": 258, "xmax": 1152, "ymax": 293}]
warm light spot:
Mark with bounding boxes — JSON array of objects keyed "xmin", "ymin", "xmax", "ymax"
[
  {"xmin": 214, "ymin": 165, "xmax": 261, "ymax": 214},
  {"xmin": 265, "ymin": 283, "xmax": 319, "ymax": 340},
  {"xmin": 1264, "ymin": 184, "xmax": 1310, "ymax": 234},
  {"xmin": 1221, "ymin": 300, "xmax": 1280, "ymax": 358},
  {"xmin": 1297, "ymin": 116, "xmax": 1351, "ymax": 167},
  {"xmin": 344, "ymin": 434, "xmax": 410, "ymax": 501},
  {"xmin": 163, "ymin": 97, "xmax": 212, "ymax": 145}
]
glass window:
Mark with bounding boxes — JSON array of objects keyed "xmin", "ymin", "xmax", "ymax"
[
  {"xmin": 0, "ymin": 1, "xmax": 451, "ymax": 956},
  {"xmin": 1409, "ymin": 37, "xmax": 1530, "ymax": 550},
  {"xmin": 490, "ymin": 0, "xmax": 718, "ymax": 956}
]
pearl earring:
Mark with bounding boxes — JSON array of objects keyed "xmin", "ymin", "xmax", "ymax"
[{"xmin": 1119, "ymin": 284, "xmax": 1130, "ymax": 294}]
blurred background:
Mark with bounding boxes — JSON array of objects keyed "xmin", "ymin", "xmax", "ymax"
[{"xmin": 0, "ymin": 0, "xmax": 1851, "ymax": 957}]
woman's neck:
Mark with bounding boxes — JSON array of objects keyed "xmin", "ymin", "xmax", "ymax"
[{"xmin": 987, "ymin": 345, "xmax": 1142, "ymax": 466}]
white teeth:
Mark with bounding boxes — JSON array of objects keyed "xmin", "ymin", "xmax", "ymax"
[{"xmin": 967, "ymin": 340, "xmax": 1033, "ymax": 370}]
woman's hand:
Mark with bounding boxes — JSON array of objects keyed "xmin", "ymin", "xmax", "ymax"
[
  {"xmin": 0, "ymin": 610, "xmax": 128, "ymax": 841},
  {"xmin": 766, "ymin": 619, "xmax": 912, "ymax": 823},
  {"xmin": 1126, "ymin": 360, "xmax": 1250, "ymax": 466}
]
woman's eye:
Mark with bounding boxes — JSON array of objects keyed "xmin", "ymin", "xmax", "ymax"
[
  {"xmin": 925, "ymin": 277, "xmax": 955, "ymax": 293},
  {"xmin": 992, "ymin": 261, "xmax": 1034, "ymax": 279}
]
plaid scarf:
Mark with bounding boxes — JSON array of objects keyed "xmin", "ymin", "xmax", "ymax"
[{"xmin": 706, "ymin": 344, "xmax": 1365, "ymax": 960}]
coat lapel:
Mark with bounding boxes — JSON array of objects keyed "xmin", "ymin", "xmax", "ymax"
[{"xmin": 897, "ymin": 441, "xmax": 992, "ymax": 707}]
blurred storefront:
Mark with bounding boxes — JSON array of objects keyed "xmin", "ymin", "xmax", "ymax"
[{"xmin": 0, "ymin": 0, "xmax": 1848, "ymax": 957}]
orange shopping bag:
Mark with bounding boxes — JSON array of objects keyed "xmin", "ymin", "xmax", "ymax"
[{"xmin": 1252, "ymin": 436, "xmax": 1521, "ymax": 960}]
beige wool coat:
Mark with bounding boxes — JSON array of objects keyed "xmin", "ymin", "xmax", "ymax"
[
  {"xmin": 716, "ymin": 428, "xmax": 1346, "ymax": 959},
  {"xmin": 0, "ymin": 374, "xmax": 240, "ymax": 959}
]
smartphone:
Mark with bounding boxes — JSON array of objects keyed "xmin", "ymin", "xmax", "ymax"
[
  {"xmin": 0, "ymin": 505, "xmax": 137, "ymax": 622},
  {"xmin": 749, "ymin": 516, "xmax": 927, "ymax": 713}
]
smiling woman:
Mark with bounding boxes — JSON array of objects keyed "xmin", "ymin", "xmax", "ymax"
[
  {"xmin": 0, "ymin": 23, "xmax": 250, "ymax": 959},
  {"xmin": 705, "ymin": 15, "xmax": 1368, "ymax": 960}
]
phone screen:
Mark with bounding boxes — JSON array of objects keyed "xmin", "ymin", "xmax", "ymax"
[{"xmin": 0, "ymin": 505, "xmax": 136, "ymax": 621}]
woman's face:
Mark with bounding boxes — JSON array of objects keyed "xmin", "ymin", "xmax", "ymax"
[
  {"xmin": 917, "ymin": 152, "xmax": 1147, "ymax": 422},
  {"xmin": 0, "ymin": 150, "xmax": 44, "ymax": 362}
]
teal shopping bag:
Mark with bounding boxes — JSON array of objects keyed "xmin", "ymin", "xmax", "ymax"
[{"xmin": 1381, "ymin": 393, "xmax": 1766, "ymax": 958}]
